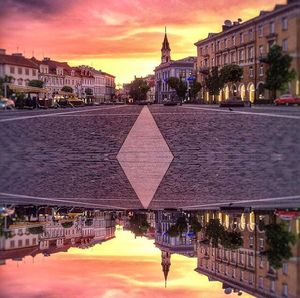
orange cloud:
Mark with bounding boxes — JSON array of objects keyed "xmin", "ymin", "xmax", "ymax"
[
  {"xmin": 0, "ymin": 0, "xmax": 286, "ymax": 83},
  {"xmin": 0, "ymin": 230, "xmax": 255, "ymax": 298}
]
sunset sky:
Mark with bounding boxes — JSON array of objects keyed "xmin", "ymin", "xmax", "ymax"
[
  {"xmin": 0, "ymin": 0, "xmax": 285, "ymax": 84},
  {"xmin": 0, "ymin": 228, "xmax": 254, "ymax": 298}
]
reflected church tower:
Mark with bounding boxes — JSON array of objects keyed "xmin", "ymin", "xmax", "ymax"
[
  {"xmin": 161, "ymin": 250, "xmax": 171, "ymax": 288},
  {"xmin": 161, "ymin": 27, "xmax": 171, "ymax": 64}
]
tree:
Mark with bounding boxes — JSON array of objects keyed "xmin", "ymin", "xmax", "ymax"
[
  {"xmin": 204, "ymin": 67, "xmax": 224, "ymax": 98},
  {"xmin": 61, "ymin": 221, "xmax": 74, "ymax": 228},
  {"xmin": 28, "ymin": 80, "xmax": 44, "ymax": 88},
  {"xmin": 189, "ymin": 216, "xmax": 202, "ymax": 233},
  {"xmin": 205, "ymin": 218, "xmax": 225, "ymax": 247},
  {"xmin": 221, "ymin": 231, "xmax": 243, "ymax": 250},
  {"xmin": 0, "ymin": 75, "xmax": 13, "ymax": 96},
  {"xmin": 262, "ymin": 45, "xmax": 296, "ymax": 99},
  {"xmin": 263, "ymin": 222, "xmax": 296, "ymax": 269},
  {"xmin": 129, "ymin": 78, "xmax": 150, "ymax": 102},
  {"xmin": 128, "ymin": 213, "xmax": 150, "ymax": 237},
  {"xmin": 167, "ymin": 77, "xmax": 187, "ymax": 101},
  {"xmin": 220, "ymin": 64, "xmax": 243, "ymax": 92},
  {"xmin": 61, "ymin": 86, "xmax": 73, "ymax": 93},
  {"xmin": 189, "ymin": 81, "xmax": 202, "ymax": 101}
]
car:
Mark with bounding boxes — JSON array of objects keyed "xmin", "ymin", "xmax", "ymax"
[
  {"xmin": 274, "ymin": 94, "xmax": 300, "ymax": 106},
  {"xmin": 0, "ymin": 97, "xmax": 15, "ymax": 110}
]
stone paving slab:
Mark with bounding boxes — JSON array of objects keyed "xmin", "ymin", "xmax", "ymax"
[
  {"xmin": 148, "ymin": 105, "xmax": 300, "ymax": 209},
  {"xmin": 0, "ymin": 105, "xmax": 143, "ymax": 209}
]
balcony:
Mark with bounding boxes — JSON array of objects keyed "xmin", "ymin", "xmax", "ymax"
[
  {"xmin": 266, "ymin": 32, "xmax": 278, "ymax": 40},
  {"xmin": 199, "ymin": 67, "xmax": 209, "ymax": 75}
]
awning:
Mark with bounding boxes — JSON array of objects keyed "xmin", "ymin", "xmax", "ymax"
[
  {"xmin": 8, "ymin": 84, "xmax": 49, "ymax": 93},
  {"xmin": 57, "ymin": 91, "xmax": 75, "ymax": 96}
]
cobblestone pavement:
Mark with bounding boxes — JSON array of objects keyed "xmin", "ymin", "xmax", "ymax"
[
  {"xmin": 0, "ymin": 105, "xmax": 143, "ymax": 209},
  {"xmin": 149, "ymin": 105, "xmax": 300, "ymax": 209},
  {"xmin": 1, "ymin": 104, "xmax": 300, "ymax": 209}
]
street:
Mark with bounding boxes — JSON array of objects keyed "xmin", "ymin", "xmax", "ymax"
[{"xmin": 1, "ymin": 104, "xmax": 300, "ymax": 209}]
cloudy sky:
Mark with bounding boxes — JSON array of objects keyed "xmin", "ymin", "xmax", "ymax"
[
  {"xmin": 0, "ymin": 0, "xmax": 285, "ymax": 84},
  {"xmin": 0, "ymin": 229, "xmax": 254, "ymax": 298}
]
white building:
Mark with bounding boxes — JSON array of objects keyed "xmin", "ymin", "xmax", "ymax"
[{"xmin": 0, "ymin": 49, "xmax": 39, "ymax": 87}]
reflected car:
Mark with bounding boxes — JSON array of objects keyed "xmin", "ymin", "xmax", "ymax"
[
  {"xmin": 274, "ymin": 94, "xmax": 300, "ymax": 106},
  {"xmin": 0, "ymin": 98, "xmax": 15, "ymax": 110}
]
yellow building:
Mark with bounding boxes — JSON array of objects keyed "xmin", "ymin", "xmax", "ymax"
[
  {"xmin": 194, "ymin": 0, "xmax": 300, "ymax": 103},
  {"xmin": 195, "ymin": 210, "xmax": 300, "ymax": 298}
]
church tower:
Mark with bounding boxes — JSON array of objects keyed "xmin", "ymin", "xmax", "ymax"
[
  {"xmin": 161, "ymin": 250, "xmax": 171, "ymax": 288},
  {"xmin": 161, "ymin": 27, "xmax": 171, "ymax": 64}
]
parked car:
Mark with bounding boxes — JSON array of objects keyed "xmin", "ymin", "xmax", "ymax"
[
  {"xmin": 0, "ymin": 97, "xmax": 15, "ymax": 110},
  {"xmin": 274, "ymin": 94, "xmax": 300, "ymax": 106}
]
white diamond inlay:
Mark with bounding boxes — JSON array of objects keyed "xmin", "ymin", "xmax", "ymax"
[{"xmin": 117, "ymin": 106, "xmax": 173, "ymax": 208}]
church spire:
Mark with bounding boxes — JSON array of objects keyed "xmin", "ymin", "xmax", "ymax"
[
  {"xmin": 161, "ymin": 27, "xmax": 171, "ymax": 64},
  {"xmin": 161, "ymin": 250, "xmax": 171, "ymax": 288}
]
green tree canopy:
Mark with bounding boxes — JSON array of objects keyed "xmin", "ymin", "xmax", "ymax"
[
  {"xmin": 0, "ymin": 75, "xmax": 13, "ymax": 96},
  {"xmin": 167, "ymin": 77, "xmax": 187, "ymax": 100},
  {"xmin": 61, "ymin": 86, "xmax": 73, "ymax": 93},
  {"xmin": 129, "ymin": 213, "xmax": 150, "ymax": 237},
  {"xmin": 220, "ymin": 64, "xmax": 243, "ymax": 84},
  {"xmin": 129, "ymin": 78, "xmax": 150, "ymax": 102},
  {"xmin": 189, "ymin": 81, "xmax": 202, "ymax": 101},
  {"xmin": 28, "ymin": 226, "xmax": 44, "ymax": 234},
  {"xmin": 262, "ymin": 45, "xmax": 296, "ymax": 99},
  {"xmin": 61, "ymin": 221, "xmax": 74, "ymax": 228},
  {"xmin": 28, "ymin": 80, "xmax": 44, "ymax": 88},
  {"xmin": 263, "ymin": 222, "xmax": 296, "ymax": 269},
  {"xmin": 204, "ymin": 67, "xmax": 224, "ymax": 96}
]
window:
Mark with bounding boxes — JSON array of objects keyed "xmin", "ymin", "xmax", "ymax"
[
  {"xmin": 259, "ymin": 238, "xmax": 264, "ymax": 249},
  {"xmin": 249, "ymin": 29, "xmax": 253, "ymax": 40},
  {"xmin": 240, "ymin": 270, "xmax": 244, "ymax": 281},
  {"xmin": 18, "ymin": 67, "xmax": 22, "ymax": 75},
  {"xmin": 32, "ymin": 69, "xmax": 36, "ymax": 76},
  {"xmin": 232, "ymin": 268, "xmax": 236, "ymax": 278},
  {"xmin": 10, "ymin": 66, "xmax": 15, "ymax": 74},
  {"xmin": 258, "ymin": 25, "xmax": 263, "ymax": 37},
  {"xmin": 232, "ymin": 35, "xmax": 236, "ymax": 46},
  {"xmin": 10, "ymin": 240, "xmax": 15, "ymax": 248},
  {"xmin": 248, "ymin": 47, "xmax": 254, "ymax": 62},
  {"xmin": 32, "ymin": 238, "xmax": 37, "ymax": 245},
  {"xmin": 283, "ymin": 284, "xmax": 288, "ymax": 297},
  {"xmin": 217, "ymin": 41, "xmax": 220, "ymax": 51},
  {"xmin": 259, "ymin": 45, "xmax": 264, "ymax": 56},
  {"xmin": 211, "ymin": 58, "xmax": 215, "ymax": 67},
  {"xmin": 239, "ymin": 49, "xmax": 244, "ymax": 62},
  {"xmin": 25, "ymin": 239, "xmax": 30, "ymax": 246},
  {"xmin": 270, "ymin": 280, "xmax": 275, "ymax": 293},
  {"xmin": 283, "ymin": 262, "xmax": 288, "ymax": 275},
  {"xmin": 231, "ymin": 52, "xmax": 236, "ymax": 63},
  {"xmin": 282, "ymin": 17, "xmax": 288, "ymax": 30},
  {"xmin": 224, "ymin": 38, "xmax": 227, "ymax": 49},
  {"xmin": 270, "ymin": 21, "xmax": 275, "ymax": 34},
  {"xmin": 224, "ymin": 53, "xmax": 228, "ymax": 64},
  {"xmin": 249, "ymin": 67, "xmax": 253, "ymax": 77},
  {"xmin": 225, "ymin": 265, "xmax": 228, "ymax": 276},
  {"xmin": 259, "ymin": 277, "xmax": 264, "ymax": 289},
  {"xmin": 211, "ymin": 43, "xmax": 214, "ymax": 52},
  {"xmin": 283, "ymin": 39, "xmax": 288, "ymax": 51},
  {"xmin": 25, "ymin": 68, "xmax": 29, "ymax": 75},
  {"xmin": 18, "ymin": 239, "xmax": 22, "ymax": 247},
  {"xmin": 240, "ymin": 252, "xmax": 245, "ymax": 265},
  {"xmin": 205, "ymin": 46, "xmax": 208, "ymax": 54},
  {"xmin": 240, "ymin": 32, "xmax": 244, "ymax": 43},
  {"xmin": 249, "ymin": 254, "xmax": 254, "ymax": 267},
  {"xmin": 249, "ymin": 273, "xmax": 254, "ymax": 285},
  {"xmin": 259, "ymin": 256, "xmax": 264, "ymax": 268}
]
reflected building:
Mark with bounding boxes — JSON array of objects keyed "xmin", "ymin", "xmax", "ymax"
[
  {"xmin": 155, "ymin": 210, "xmax": 196, "ymax": 286},
  {"xmin": 0, "ymin": 206, "xmax": 116, "ymax": 265},
  {"xmin": 195, "ymin": 209, "xmax": 300, "ymax": 298}
]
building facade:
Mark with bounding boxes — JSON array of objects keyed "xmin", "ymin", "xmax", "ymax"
[
  {"xmin": 154, "ymin": 30, "xmax": 197, "ymax": 103},
  {"xmin": 0, "ymin": 49, "xmax": 39, "ymax": 87},
  {"xmin": 195, "ymin": 209, "xmax": 300, "ymax": 298},
  {"xmin": 195, "ymin": 0, "xmax": 300, "ymax": 103}
]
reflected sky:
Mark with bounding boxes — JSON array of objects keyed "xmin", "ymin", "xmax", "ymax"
[{"xmin": 0, "ymin": 227, "xmax": 253, "ymax": 298}]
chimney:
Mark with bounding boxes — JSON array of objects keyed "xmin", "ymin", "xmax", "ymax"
[
  {"xmin": 12, "ymin": 53, "xmax": 23, "ymax": 57},
  {"xmin": 43, "ymin": 57, "xmax": 50, "ymax": 61},
  {"xmin": 0, "ymin": 49, "xmax": 6, "ymax": 55}
]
